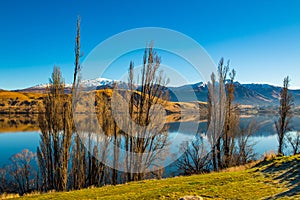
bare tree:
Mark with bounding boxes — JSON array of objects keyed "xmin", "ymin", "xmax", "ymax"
[
  {"xmin": 69, "ymin": 16, "xmax": 90, "ymax": 190},
  {"xmin": 286, "ymin": 131, "xmax": 300, "ymax": 155},
  {"xmin": 177, "ymin": 133, "xmax": 210, "ymax": 175},
  {"xmin": 275, "ymin": 76, "xmax": 293, "ymax": 155},
  {"xmin": 236, "ymin": 120, "xmax": 258, "ymax": 165},
  {"xmin": 37, "ymin": 66, "xmax": 70, "ymax": 191},
  {"xmin": 72, "ymin": 16, "xmax": 82, "ymax": 97},
  {"xmin": 36, "ymin": 16, "xmax": 111, "ymax": 192},
  {"xmin": 125, "ymin": 61, "xmax": 135, "ymax": 182},
  {"xmin": 9, "ymin": 149, "xmax": 36, "ymax": 195},
  {"xmin": 60, "ymin": 17, "xmax": 81, "ymax": 188},
  {"xmin": 207, "ymin": 58, "xmax": 227, "ymax": 171},
  {"xmin": 112, "ymin": 44, "xmax": 169, "ymax": 181},
  {"xmin": 223, "ymin": 68, "xmax": 240, "ymax": 168},
  {"xmin": 0, "ymin": 167, "xmax": 8, "ymax": 193},
  {"xmin": 207, "ymin": 58, "xmax": 252, "ymax": 170}
]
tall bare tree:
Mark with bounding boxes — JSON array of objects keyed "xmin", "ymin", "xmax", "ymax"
[
  {"xmin": 113, "ymin": 44, "xmax": 169, "ymax": 181},
  {"xmin": 207, "ymin": 58, "xmax": 227, "ymax": 171},
  {"xmin": 37, "ymin": 66, "xmax": 71, "ymax": 191},
  {"xmin": 72, "ymin": 16, "xmax": 82, "ymax": 97},
  {"xmin": 69, "ymin": 16, "xmax": 88, "ymax": 190},
  {"xmin": 37, "ymin": 17, "xmax": 82, "ymax": 192},
  {"xmin": 223, "ymin": 69, "xmax": 240, "ymax": 168},
  {"xmin": 275, "ymin": 76, "xmax": 293, "ymax": 155}
]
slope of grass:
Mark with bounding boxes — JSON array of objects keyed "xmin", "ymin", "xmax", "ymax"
[
  {"xmin": 253, "ymin": 154, "xmax": 300, "ymax": 199},
  {"xmin": 10, "ymin": 155, "xmax": 300, "ymax": 200},
  {"xmin": 0, "ymin": 91, "xmax": 44, "ymax": 114},
  {"xmin": 0, "ymin": 91, "xmax": 44, "ymax": 101}
]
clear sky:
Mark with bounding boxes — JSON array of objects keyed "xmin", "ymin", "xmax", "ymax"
[{"xmin": 0, "ymin": 0, "xmax": 299, "ymax": 90}]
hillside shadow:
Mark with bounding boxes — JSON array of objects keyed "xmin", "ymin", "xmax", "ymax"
[{"xmin": 261, "ymin": 157, "xmax": 300, "ymax": 199}]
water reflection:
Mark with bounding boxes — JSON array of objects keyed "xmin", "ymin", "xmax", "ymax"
[
  {"xmin": 0, "ymin": 114, "xmax": 299, "ymax": 167},
  {"xmin": 0, "ymin": 131, "xmax": 40, "ymax": 166},
  {"xmin": 0, "ymin": 114, "xmax": 39, "ymax": 133}
]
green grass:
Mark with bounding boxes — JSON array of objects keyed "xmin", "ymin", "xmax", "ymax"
[{"xmin": 10, "ymin": 155, "xmax": 300, "ymax": 200}]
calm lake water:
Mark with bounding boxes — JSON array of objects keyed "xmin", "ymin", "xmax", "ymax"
[{"xmin": 0, "ymin": 115, "xmax": 299, "ymax": 168}]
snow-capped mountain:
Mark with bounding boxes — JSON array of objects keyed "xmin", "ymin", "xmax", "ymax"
[
  {"xmin": 19, "ymin": 78, "xmax": 116, "ymax": 92},
  {"xmin": 80, "ymin": 78, "xmax": 114, "ymax": 89},
  {"xmin": 15, "ymin": 78, "xmax": 300, "ymax": 106}
]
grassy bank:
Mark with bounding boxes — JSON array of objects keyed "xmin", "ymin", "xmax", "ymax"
[{"xmin": 5, "ymin": 154, "xmax": 300, "ymax": 200}]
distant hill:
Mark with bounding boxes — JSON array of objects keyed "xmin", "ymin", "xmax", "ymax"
[
  {"xmin": 0, "ymin": 89, "xmax": 207, "ymax": 120},
  {"xmin": 14, "ymin": 78, "xmax": 300, "ymax": 107},
  {"xmin": 169, "ymin": 81, "xmax": 300, "ymax": 106},
  {"xmin": 0, "ymin": 91, "xmax": 44, "ymax": 114}
]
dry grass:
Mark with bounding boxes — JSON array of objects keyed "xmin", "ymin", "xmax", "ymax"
[
  {"xmin": 263, "ymin": 150, "xmax": 277, "ymax": 161},
  {"xmin": 0, "ymin": 193, "xmax": 20, "ymax": 199},
  {"xmin": 222, "ymin": 151, "xmax": 277, "ymax": 173},
  {"xmin": 221, "ymin": 161, "xmax": 260, "ymax": 173},
  {"xmin": 0, "ymin": 91, "xmax": 44, "ymax": 101}
]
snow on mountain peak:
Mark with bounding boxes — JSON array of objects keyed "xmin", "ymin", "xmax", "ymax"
[
  {"xmin": 29, "ymin": 78, "xmax": 115, "ymax": 90},
  {"xmin": 80, "ymin": 78, "xmax": 114, "ymax": 88}
]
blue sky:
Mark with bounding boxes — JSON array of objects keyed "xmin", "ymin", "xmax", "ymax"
[{"xmin": 0, "ymin": 0, "xmax": 299, "ymax": 89}]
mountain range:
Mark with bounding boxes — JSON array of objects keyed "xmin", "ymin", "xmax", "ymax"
[{"xmin": 15, "ymin": 78, "xmax": 300, "ymax": 107}]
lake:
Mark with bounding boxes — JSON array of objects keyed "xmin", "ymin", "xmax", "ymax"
[{"xmin": 1, "ymin": 114, "xmax": 299, "ymax": 169}]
